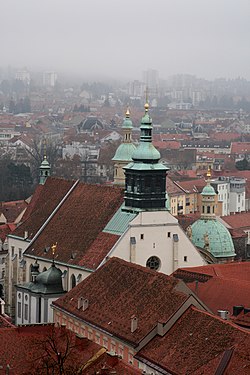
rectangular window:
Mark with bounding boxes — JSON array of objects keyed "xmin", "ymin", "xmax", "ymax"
[
  {"xmin": 167, "ymin": 232, "xmax": 171, "ymax": 238},
  {"xmin": 11, "ymin": 246, "xmax": 15, "ymax": 257},
  {"xmin": 184, "ymin": 256, "xmax": 187, "ymax": 262},
  {"xmin": 19, "ymin": 248, "xmax": 22, "ymax": 258},
  {"xmin": 24, "ymin": 304, "xmax": 28, "ymax": 320},
  {"xmin": 140, "ymin": 234, "xmax": 144, "ymax": 240},
  {"xmin": 18, "ymin": 302, "xmax": 21, "ymax": 318},
  {"xmin": 103, "ymin": 337, "xmax": 108, "ymax": 349}
]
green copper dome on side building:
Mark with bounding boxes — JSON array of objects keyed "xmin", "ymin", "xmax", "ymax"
[
  {"xmin": 191, "ymin": 219, "xmax": 235, "ymax": 258},
  {"xmin": 190, "ymin": 170, "xmax": 235, "ymax": 260}
]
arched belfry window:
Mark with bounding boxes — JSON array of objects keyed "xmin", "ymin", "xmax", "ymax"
[{"xmin": 71, "ymin": 274, "xmax": 76, "ymax": 289}]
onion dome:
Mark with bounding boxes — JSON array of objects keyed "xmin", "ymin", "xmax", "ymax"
[
  {"xmin": 112, "ymin": 108, "xmax": 136, "ymax": 162},
  {"xmin": 132, "ymin": 103, "xmax": 161, "ymax": 163},
  {"xmin": 35, "ymin": 264, "xmax": 64, "ymax": 294}
]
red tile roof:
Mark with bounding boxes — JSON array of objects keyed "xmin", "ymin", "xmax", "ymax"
[
  {"xmin": 0, "ymin": 325, "xmax": 137, "ymax": 374},
  {"xmin": 0, "ymin": 315, "xmax": 14, "ymax": 328},
  {"xmin": 24, "ymin": 183, "xmax": 124, "ymax": 268},
  {"xmin": 175, "ymin": 262, "xmax": 250, "ymax": 281},
  {"xmin": 153, "ymin": 140, "xmax": 181, "ymax": 150},
  {"xmin": 221, "ymin": 212, "xmax": 250, "ymax": 230},
  {"xmin": 137, "ymin": 306, "xmax": 250, "ymax": 375},
  {"xmin": 0, "ymin": 223, "xmax": 16, "ymax": 242},
  {"xmin": 53, "ymin": 258, "xmax": 188, "ymax": 346},
  {"xmin": 175, "ymin": 178, "xmax": 206, "ymax": 193},
  {"xmin": 174, "ymin": 262, "xmax": 250, "ymax": 314},
  {"xmin": 13, "ymin": 177, "xmax": 75, "ymax": 240},
  {"xmin": 0, "ymin": 200, "xmax": 28, "ymax": 223},
  {"xmin": 231, "ymin": 142, "xmax": 250, "ymax": 154}
]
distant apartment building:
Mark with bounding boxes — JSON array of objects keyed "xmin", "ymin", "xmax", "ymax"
[
  {"xmin": 127, "ymin": 80, "xmax": 145, "ymax": 98},
  {"xmin": 15, "ymin": 69, "xmax": 30, "ymax": 85},
  {"xmin": 211, "ymin": 176, "xmax": 246, "ymax": 215},
  {"xmin": 142, "ymin": 69, "xmax": 159, "ymax": 95},
  {"xmin": 42, "ymin": 71, "xmax": 57, "ymax": 87}
]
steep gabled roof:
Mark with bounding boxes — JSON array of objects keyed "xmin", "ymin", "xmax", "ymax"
[
  {"xmin": 53, "ymin": 258, "xmax": 188, "ymax": 346},
  {"xmin": 0, "ymin": 200, "xmax": 28, "ymax": 223},
  {"xmin": 137, "ymin": 306, "xmax": 250, "ymax": 375},
  {"xmin": 24, "ymin": 184, "xmax": 124, "ymax": 268},
  {"xmin": 12, "ymin": 177, "xmax": 76, "ymax": 240}
]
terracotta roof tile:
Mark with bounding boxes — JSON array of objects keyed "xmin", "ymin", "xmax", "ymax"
[
  {"xmin": 0, "ymin": 200, "xmax": 27, "ymax": 223},
  {"xmin": 221, "ymin": 212, "xmax": 250, "ymax": 230},
  {"xmin": 138, "ymin": 307, "xmax": 250, "ymax": 375},
  {"xmin": 176, "ymin": 262, "xmax": 250, "ymax": 281},
  {"xmin": 53, "ymin": 258, "xmax": 188, "ymax": 346},
  {"xmin": 24, "ymin": 183, "xmax": 124, "ymax": 267},
  {"xmin": 0, "ymin": 325, "xmax": 122, "ymax": 374},
  {"xmin": 13, "ymin": 177, "xmax": 75, "ymax": 240}
]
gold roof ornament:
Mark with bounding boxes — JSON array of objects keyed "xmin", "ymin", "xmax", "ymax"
[
  {"xmin": 207, "ymin": 166, "xmax": 211, "ymax": 179},
  {"xmin": 126, "ymin": 106, "xmax": 130, "ymax": 117},
  {"xmin": 51, "ymin": 242, "xmax": 57, "ymax": 264}
]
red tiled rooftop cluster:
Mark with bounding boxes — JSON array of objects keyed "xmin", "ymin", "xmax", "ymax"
[
  {"xmin": 53, "ymin": 257, "xmax": 187, "ymax": 346},
  {"xmin": 138, "ymin": 306, "xmax": 250, "ymax": 375}
]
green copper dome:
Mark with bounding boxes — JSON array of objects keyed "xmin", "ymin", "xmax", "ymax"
[
  {"xmin": 112, "ymin": 143, "xmax": 136, "ymax": 161},
  {"xmin": 191, "ymin": 219, "xmax": 236, "ymax": 258},
  {"xmin": 40, "ymin": 156, "xmax": 50, "ymax": 169},
  {"xmin": 122, "ymin": 117, "xmax": 133, "ymax": 129},
  {"xmin": 132, "ymin": 143, "xmax": 161, "ymax": 161},
  {"xmin": 132, "ymin": 105, "xmax": 161, "ymax": 162},
  {"xmin": 202, "ymin": 184, "xmax": 216, "ymax": 196}
]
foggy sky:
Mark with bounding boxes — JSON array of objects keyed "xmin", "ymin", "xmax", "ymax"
[{"xmin": 1, "ymin": 0, "xmax": 250, "ymax": 81}]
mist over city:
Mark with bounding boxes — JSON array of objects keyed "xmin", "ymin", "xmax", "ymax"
[{"xmin": 1, "ymin": 1, "xmax": 250, "ymax": 375}]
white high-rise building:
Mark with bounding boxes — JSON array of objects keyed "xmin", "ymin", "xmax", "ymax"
[
  {"xmin": 15, "ymin": 69, "xmax": 30, "ymax": 85},
  {"xmin": 142, "ymin": 69, "xmax": 159, "ymax": 94},
  {"xmin": 43, "ymin": 71, "xmax": 57, "ymax": 87}
]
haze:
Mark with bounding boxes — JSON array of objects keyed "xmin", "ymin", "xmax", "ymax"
[{"xmin": 1, "ymin": 0, "xmax": 250, "ymax": 80}]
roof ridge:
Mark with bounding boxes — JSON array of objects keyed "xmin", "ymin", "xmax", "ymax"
[{"xmin": 24, "ymin": 179, "xmax": 80, "ymax": 251}]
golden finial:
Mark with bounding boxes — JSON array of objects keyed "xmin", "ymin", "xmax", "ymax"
[
  {"xmin": 207, "ymin": 166, "xmax": 211, "ymax": 178},
  {"xmin": 51, "ymin": 242, "xmax": 57, "ymax": 264},
  {"xmin": 126, "ymin": 105, "xmax": 130, "ymax": 117}
]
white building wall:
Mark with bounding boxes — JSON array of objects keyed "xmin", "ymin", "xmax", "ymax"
[{"xmin": 108, "ymin": 211, "xmax": 206, "ymax": 274}]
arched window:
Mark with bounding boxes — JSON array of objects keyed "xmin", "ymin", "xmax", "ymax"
[
  {"xmin": 30, "ymin": 264, "xmax": 33, "ymax": 281},
  {"xmin": 71, "ymin": 274, "xmax": 76, "ymax": 289}
]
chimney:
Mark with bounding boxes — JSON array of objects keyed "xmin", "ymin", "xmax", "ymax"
[
  {"xmin": 24, "ymin": 231, "xmax": 28, "ymax": 239},
  {"xmin": 78, "ymin": 297, "xmax": 88, "ymax": 311},
  {"xmin": 233, "ymin": 305, "xmax": 244, "ymax": 316},
  {"xmin": 131, "ymin": 315, "xmax": 138, "ymax": 333},
  {"xmin": 217, "ymin": 310, "xmax": 230, "ymax": 320}
]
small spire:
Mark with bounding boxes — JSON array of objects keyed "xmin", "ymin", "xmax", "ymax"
[
  {"xmin": 126, "ymin": 105, "xmax": 130, "ymax": 118},
  {"xmin": 43, "ymin": 137, "xmax": 47, "ymax": 160},
  {"xmin": 51, "ymin": 242, "xmax": 57, "ymax": 265}
]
